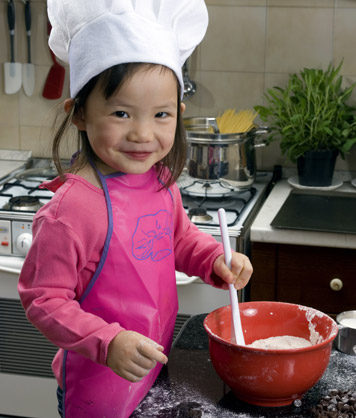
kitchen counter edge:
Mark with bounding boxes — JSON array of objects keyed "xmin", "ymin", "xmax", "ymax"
[{"xmin": 250, "ymin": 179, "xmax": 356, "ymax": 249}]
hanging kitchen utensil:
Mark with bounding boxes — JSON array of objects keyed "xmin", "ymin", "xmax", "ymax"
[
  {"xmin": 218, "ymin": 208, "xmax": 245, "ymax": 346},
  {"xmin": 4, "ymin": 0, "xmax": 22, "ymax": 94},
  {"xmin": 22, "ymin": 0, "xmax": 35, "ymax": 96},
  {"xmin": 42, "ymin": 21, "xmax": 65, "ymax": 100},
  {"xmin": 182, "ymin": 60, "xmax": 196, "ymax": 100}
]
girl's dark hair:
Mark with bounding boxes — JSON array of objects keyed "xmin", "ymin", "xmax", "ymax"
[{"xmin": 52, "ymin": 63, "xmax": 186, "ymax": 189}]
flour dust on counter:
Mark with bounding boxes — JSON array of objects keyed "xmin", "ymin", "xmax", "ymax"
[
  {"xmin": 131, "ymin": 350, "xmax": 356, "ymax": 418},
  {"xmin": 309, "ymin": 350, "xmax": 356, "ymax": 418},
  {"xmin": 131, "ymin": 381, "xmax": 312, "ymax": 418},
  {"xmin": 132, "ymin": 382, "xmax": 255, "ymax": 418},
  {"xmin": 313, "ymin": 350, "xmax": 356, "ymax": 395}
]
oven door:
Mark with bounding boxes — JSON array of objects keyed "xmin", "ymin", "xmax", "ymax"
[{"xmin": 0, "ymin": 257, "xmax": 58, "ymax": 418}]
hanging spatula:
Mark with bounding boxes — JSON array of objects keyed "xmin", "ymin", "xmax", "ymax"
[
  {"xmin": 42, "ymin": 21, "xmax": 65, "ymax": 100},
  {"xmin": 22, "ymin": 0, "xmax": 35, "ymax": 96},
  {"xmin": 4, "ymin": 0, "xmax": 22, "ymax": 94}
]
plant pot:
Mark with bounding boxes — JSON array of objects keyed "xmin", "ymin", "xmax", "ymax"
[{"xmin": 297, "ymin": 150, "xmax": 338, "ymax": 187}]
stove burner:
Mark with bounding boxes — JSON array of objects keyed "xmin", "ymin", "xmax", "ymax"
[
  {"xmin": 188, "ymin": 207, "xmax": 213, "ymax": 224},
  {"xmin": 182, "ymin": 187, "xmax": 257, "ymax": 227},
  {"xmin": 177, "ymin": 173, "xmax": 247, "ymax": 198},
  {"xmin": 3, "ymin": 195, "xmax": 44, "ymax": 212}
]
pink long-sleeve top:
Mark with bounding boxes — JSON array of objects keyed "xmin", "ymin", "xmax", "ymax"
[{"xmin": 18, "ymin": 173, "xmax": 224, "ymax": 387}]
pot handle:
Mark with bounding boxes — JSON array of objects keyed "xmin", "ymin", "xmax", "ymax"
[
  {"xmin": 252, "ymin": 126, "xmax": 269, "ymax": 148},
  {"xmin": 207, "ymin": 118, "xmax": 220, "ymax": 133}
]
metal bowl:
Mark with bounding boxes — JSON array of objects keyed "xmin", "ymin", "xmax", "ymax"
[{"xmin": 335, "ymin": 310, "xmax": 356, "ymax": 356}]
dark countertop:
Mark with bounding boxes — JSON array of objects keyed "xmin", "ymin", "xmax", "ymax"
[{"xmin": 132, "ymin": 314, "xmax": 356, "ymax": 418}]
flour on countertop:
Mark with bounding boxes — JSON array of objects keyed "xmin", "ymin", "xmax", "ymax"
[
  {"xmin": 132, "ymin": 351, "xmax": 356, "ymax": 418},
  {"xmin": 132, "ymin": 383, "xmax": 250, "ymax": 418},
  {"xmin": 247, "ymin": 335, "xmax": 312, "ymax": 350}
]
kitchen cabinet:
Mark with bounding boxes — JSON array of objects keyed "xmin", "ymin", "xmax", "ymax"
[{"xmin": 250, "ymin": 242, "xmax": 355, "ymax": 317}]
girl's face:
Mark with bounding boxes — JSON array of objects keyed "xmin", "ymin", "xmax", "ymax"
[{"xmin": 73, "ymin": 65, "xmax": 185, "ymax": 175}]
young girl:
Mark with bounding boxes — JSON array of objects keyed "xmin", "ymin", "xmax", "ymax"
[{"xmin": 18, "ymin": 1, "xmax": 253, "ymax": 417}]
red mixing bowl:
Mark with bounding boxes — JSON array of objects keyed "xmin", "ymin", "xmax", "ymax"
[{"xmin": 203, "ymin": 301, "xmax": 338, "ymax": 407}]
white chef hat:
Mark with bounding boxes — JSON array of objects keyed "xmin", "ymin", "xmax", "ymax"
[{"xmin": 47, "ymin": 0, "xmax": 208, "ymax": 98}]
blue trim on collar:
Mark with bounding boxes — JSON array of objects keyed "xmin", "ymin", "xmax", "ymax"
[
  {"xmin": 158, "ymin": 177, "xmax": 173, "ymax": 201},
  {"xmin": 104, "ymin": 171, "xmax": 125, "ymax": 179}
]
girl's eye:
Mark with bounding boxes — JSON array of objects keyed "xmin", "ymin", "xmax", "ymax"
[
  {"xmin": 114, "ymin": 111, "xmax": 128, "ymax": 118},
  {"xmin": 155, "ymin": 112, "xmax": 168, "ymax": 118}
]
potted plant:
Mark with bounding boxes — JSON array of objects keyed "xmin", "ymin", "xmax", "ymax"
[{"xmin": 254, "ymin": 61, "xmax": 356, "ymax": 186}]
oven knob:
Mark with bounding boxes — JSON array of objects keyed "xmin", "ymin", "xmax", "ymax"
[
  {"xmin": 16, "ymin": 233, "xmax": 32, "ymax": 255},
  {"xmin": 330, "ymin": 278, "xmax": 343, "ymax": 291}
]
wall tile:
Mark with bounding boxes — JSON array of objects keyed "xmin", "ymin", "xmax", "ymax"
[
  {"xmin": 199, "ymin": 71, "xmax": 265, "ymax": 117},
  {"xmin": 0, "ymin": 126, "xmax": 20, "ymax": 149},
  {"xmin": 19, "ymin": 65, "xmax": 70, "ymax": 127},
  {"xmin": 0, "ymin": 86, "xmax": 20, "ymax": 126},
  {"xmin": 20, "ymin": 126, "xmax": 52, "ymax": 157},
  {"xmin": 337, "ymin": 0, "xmax": 356, "ymax": 8},
  {"xmin": 20, "ymin": 125, "xmax": 77, "ymax": 160},
  {"xmin": 201, "ymin": 6, "xmax": 266, "ymax": 72},
  {"xmin": 31, "ymin": 1, "xmax": 53, "ymax": 66},
  {"xmin": 266, "ymin": 8, "xmax": 334, "ymax": 73},
  {"xmin": 334, "ymin": 9, "xmax": 356, "ymax": 75},
  {"xmin": 206, "ymin": 0, "xmax": 267, "ymax": 5},
  {"xmin": 260, "ymin": 139, "xmax": 287, "ymax": 171},
  {"xmin": 268, "ymin": 0, "xmax": 334, "ymax": 6},
  {"xmin": 183, "ymin": 86, "xmax": 204, "ymax": 118}
]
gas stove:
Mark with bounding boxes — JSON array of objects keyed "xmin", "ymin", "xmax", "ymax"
[
  {"xmin": 0, "ymin": 159, "xmax": 57, "ymax": 257},
  {"xmin": 177, "ymin": 171, "xmax": 272, "ymax": 235}
]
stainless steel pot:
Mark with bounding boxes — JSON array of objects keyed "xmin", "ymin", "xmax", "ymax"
[
  {"xmin": 184, "ymin": 117, "xmax": 268, "ymax": 190},
  {"xmin": 335, "ymin": 310, "xmax": 356, "ymax": 356}
]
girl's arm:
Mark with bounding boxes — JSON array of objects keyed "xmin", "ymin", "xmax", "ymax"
[
  {"xmin": 171, "ymin": 184, "xmax": 252, "ymax": 289},
  {"xmin": 18, "ymin": 216, "xmax": 123, "ymax": 366},
  {"xmin": 171, "ymin": 184, "xmax": 224, "ymax": 286}
]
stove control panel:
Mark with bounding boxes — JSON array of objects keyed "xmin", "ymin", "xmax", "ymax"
[
  {"xmin": 0, "ymin": 220, "xmax": 12, "ymax": 255},
  {"xmin": 12, "ymin": 221, "xmax": 33, "ymax": 256}
]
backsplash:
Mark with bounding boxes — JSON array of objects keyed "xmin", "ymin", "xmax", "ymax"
[{"xmin": 0, "ymin": 0, "xmax": 356, "ymax": 172}]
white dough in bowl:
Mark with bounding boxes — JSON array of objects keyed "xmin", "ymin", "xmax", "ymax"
[{"xmin": 247, "ymin": 335, "xmax": 312, "ymax": 350}]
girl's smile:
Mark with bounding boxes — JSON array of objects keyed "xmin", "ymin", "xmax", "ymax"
[{"xmin": 71, "ymin": 65, "xmax": 185, "ymax": 176}]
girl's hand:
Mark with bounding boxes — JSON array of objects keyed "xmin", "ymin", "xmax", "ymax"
[
  {"xmin": 107, "ymin": 330, "xmax": 168, "ymax": 382},
  {"xmin": 213, "ymin": 252, "xmax": 253, "ymax": 290}
]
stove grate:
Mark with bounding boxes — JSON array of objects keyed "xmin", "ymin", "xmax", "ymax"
[{"xmin": 182, "ymin": 187, "xmax": 256, "ymax": 227}]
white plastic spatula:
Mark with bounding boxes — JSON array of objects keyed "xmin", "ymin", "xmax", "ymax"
[
  {"xmin": 4, "ymin": 0, "xmax": 22, "ymax": 95},
  {"xmin": 218, "ymin": 208, "xmax": 245, "ymax": 346}
]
